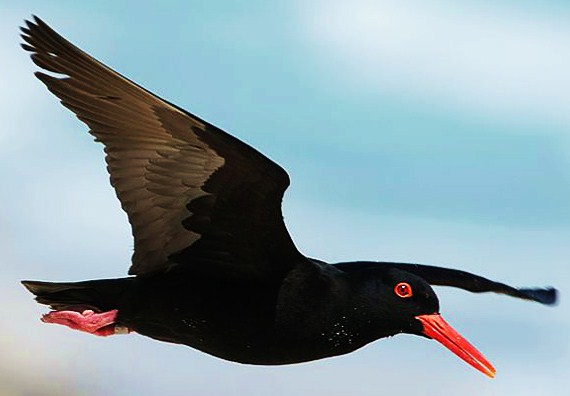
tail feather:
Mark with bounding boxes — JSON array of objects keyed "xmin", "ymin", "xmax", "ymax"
[{"xmin": 22, "ymin": 278, "xmax": 132, "ymax": 312}]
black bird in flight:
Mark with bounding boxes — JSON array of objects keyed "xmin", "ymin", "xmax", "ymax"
[{"xmin": 21, "ymin": 16, "xmax": 557, "ymax": 378}]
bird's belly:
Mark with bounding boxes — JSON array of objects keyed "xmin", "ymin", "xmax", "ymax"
[
  {"xmin": 115, "ymin": 270, "xmax": 373, "ymax": 365},
  {"xmin": 130, "ymin": 318, "xmax": 367, "ymax": 365},
  {"xmin": 121, "ymin": 302, "xmax": 372, "ymax": 365},
  {"xmin": 114, "ymin": 272, "xmax": 295, "ymax": 363}
]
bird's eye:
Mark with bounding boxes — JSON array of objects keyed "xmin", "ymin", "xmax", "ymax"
[{"xmin": 394, "ymin": 282, "xmax": 413, "ymax": 298}]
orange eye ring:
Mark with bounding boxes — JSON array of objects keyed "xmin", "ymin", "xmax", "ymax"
[{"xmin": 394, "ymin": 282, "xmax": 413, "ymax": 298}]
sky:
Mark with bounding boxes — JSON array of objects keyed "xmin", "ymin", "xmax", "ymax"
[{"xmin": 1, "ymin": 0, "xmax": 569, "ymax": 394}]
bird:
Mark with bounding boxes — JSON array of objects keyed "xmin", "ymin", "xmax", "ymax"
[{"xmin": 20, "ymin": 16, "xmax": 557, "ymax": 379}]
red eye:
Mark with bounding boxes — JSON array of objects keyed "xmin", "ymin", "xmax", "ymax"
[{"xmin": 394, "ymin": 282, "xmax": 413, "ymax": 298}]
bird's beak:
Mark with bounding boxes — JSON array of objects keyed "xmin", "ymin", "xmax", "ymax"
[{"xmin": 415, "ymin": 314, "xmax": 496, "ymax": 378}]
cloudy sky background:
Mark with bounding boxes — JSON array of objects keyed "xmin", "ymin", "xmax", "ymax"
[{"xmin": 1, "ymin": 0, "xmax": 569, "ymax": 394}]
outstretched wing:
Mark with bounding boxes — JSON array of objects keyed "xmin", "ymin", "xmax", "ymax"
[
  {"xmin": 22, "ymin": 16, "xmax": 303, "ymax": 280},
  {"xmin": 333, "ymin": 261, "xmax": 557, "ymax": 305}
]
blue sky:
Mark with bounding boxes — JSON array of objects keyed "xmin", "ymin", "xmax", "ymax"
[{"xmin": 1, "ymin": 0, "xmax": 569, "ymax": 394}]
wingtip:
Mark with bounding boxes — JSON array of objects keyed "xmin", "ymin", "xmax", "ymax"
[
  {"xmin": 24, "ymin": 17, "xmax": 36, "ymax": 31},
  {"xmin": 21, "ymin": 15, "xmax": 48, "ymax": 39},
  {"xmin": 21, "ymin": 280, "xmax": 43, "ymax": 295},
  {"xmin": 20, "ymin": 17, "xmax": 36, "ymax": 48},
  {"xmin": 25, "ymin": 15, "xmax": 42, "ymax": 26},
  {"xmin": 520, "ymin": 287, "xmax": 558, "ymax": 306}
]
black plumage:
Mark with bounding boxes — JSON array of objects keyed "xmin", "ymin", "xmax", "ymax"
[{"xmin": 21, "ymin": 16, "xmax": 557, "ymax": 377}]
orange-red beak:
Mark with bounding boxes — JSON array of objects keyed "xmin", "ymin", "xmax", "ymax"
[{"xmin": 415, "ymin": 314, "xmax": 496, "ymax": 378}]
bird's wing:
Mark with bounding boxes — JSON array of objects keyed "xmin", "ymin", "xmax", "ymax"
[
  {"xmin": 333, "ymin": 261, "xmax": 557, "ymax": 305},
  {"xmin": 22, "ymin": 16, "xmax": 303, "ymax": 280}
]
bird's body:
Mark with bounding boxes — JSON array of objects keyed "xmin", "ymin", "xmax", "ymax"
[
  {"xmin": 21, "ymin": 16, "xmax": 557, "ymax": 377},
  {"xmin": 117, "ymin": 259, "xmax": 384, "ymax": 365},
  {"xmin": 26, "ymin": 259, "xmax": 433, "ymax": 365}
]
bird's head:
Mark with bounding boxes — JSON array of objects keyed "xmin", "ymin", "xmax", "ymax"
[{"xmin": 352, "ymin": 267, "xmax": 497, "ymax": 377}]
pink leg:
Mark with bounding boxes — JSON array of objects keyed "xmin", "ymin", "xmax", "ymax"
[{"xmin": 41, "ymin": 309, "xmax": 131, "ymax": 337}]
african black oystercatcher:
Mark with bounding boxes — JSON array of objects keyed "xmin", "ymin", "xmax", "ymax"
[{"xmin": 20, "ymin": 16, "xmax": 557, "ymax": 378}]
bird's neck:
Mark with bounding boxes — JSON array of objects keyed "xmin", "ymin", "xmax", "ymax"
[{"xmin": 274, "ymin": 260, "xmax": 396, "ymax": 353}]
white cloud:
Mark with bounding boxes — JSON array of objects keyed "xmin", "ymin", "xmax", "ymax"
[{"xmin": 301, "ymin": 0, "xmax": 570, "ymax": 127}]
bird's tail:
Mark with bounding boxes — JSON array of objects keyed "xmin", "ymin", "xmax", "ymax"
[{"xmin": 21, "ymin": 278, "xmax": 133, "ymax": 312}]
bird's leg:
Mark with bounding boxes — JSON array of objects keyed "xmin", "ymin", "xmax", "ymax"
[{"xmin": 41, "ymin": 309, "xmax": 131, "ymax": 337}]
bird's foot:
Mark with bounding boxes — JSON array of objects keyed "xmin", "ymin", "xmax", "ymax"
[{"xmin": 41, "ymin": 309, "xmax": 131, "ymax": 337}]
